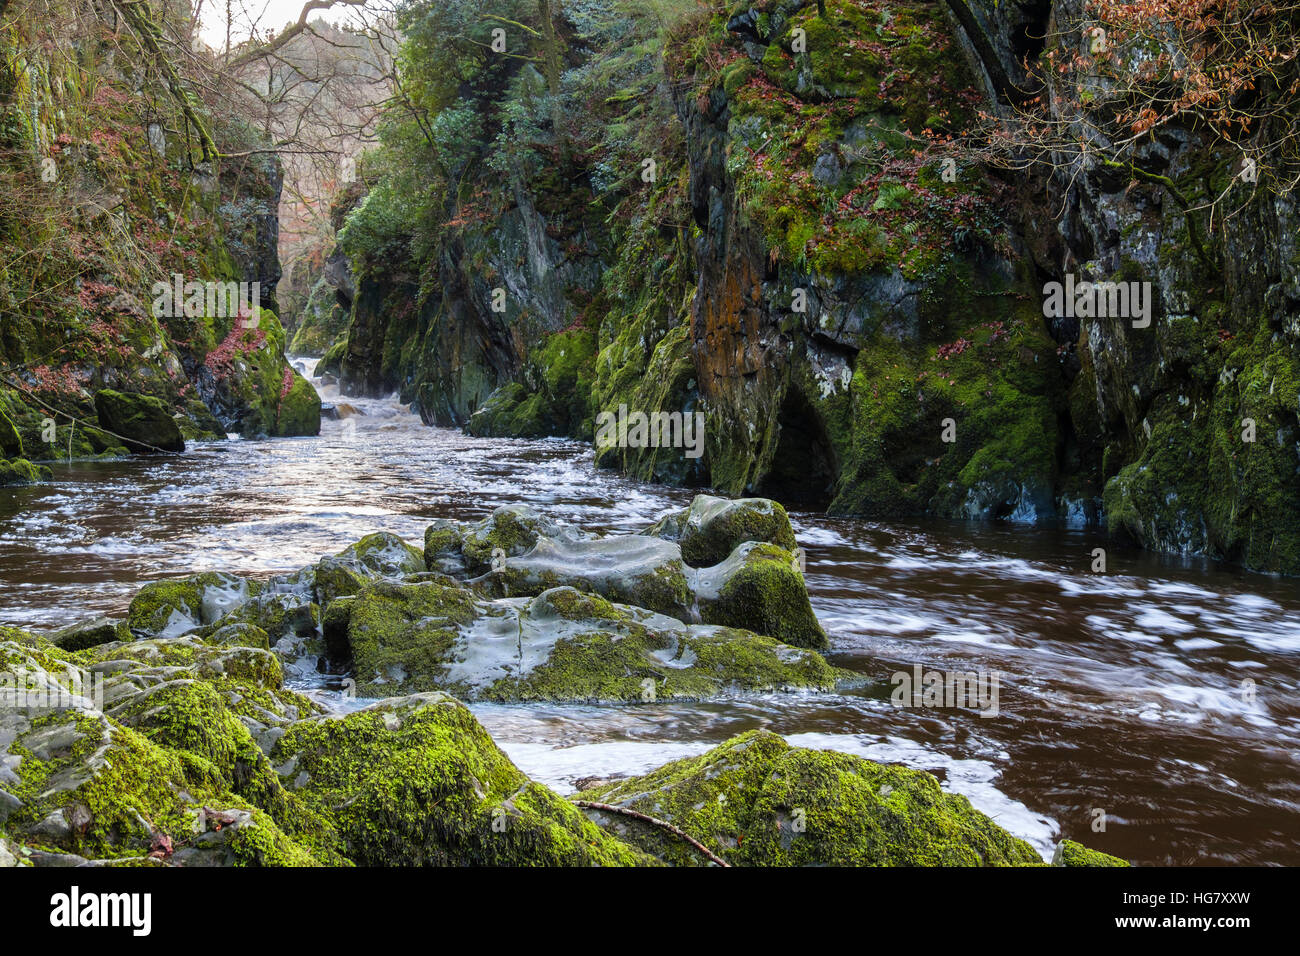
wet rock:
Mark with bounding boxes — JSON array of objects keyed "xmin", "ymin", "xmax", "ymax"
[
  {"xmin": 0, "ymin": 837, "xmax": 29, "ymax": 867},
  {"xmin": 126, "ymin": 572, "xmax": 262, "ymax": 638},
  {"xmin": 49, "ymin": 617, "xmax": 131, "ymax": 651},
  {"xmin": 646, "ymin": 494, "xmax": 798, "ymax": 567},
  {"xmin": 0, "ymin": 458, "xmax": 52, "ymax": 486},
  {"xmin": 695, "ymin": 542, "xmax": 828, "ymax": 649},
  {"xmin": 270, "ymin": 692, "xmax": 654, "ymax": 866},
  {"xmin": 424, "ymin": 519, "xmax": 468, "ymax": 574},
  {"xmin": 577, "ymin": 730, "xmax": 1044, "ymax": 867},
  {"xmin": 483, "ymin": 534, "xmax": 694, "ymax": 620},
  {"xmin": 0, "ymin": 632, "xmax": 342, "ymax": 866},
  {"xmin": 458, "ymin": 505, "xmax": 583, "ymax": 574},
  {"xmin": 341, "ymin": 580, "xmax": 844, "ymax": 702},
  {"xmin": 1052, "ymin": 839, "xmax": 1129, "ymax": 867},
  {"xmin": 94, "ymin": 389, "xmax": 186, "ymax": 454},
  {"xmin": 330, "ymin": 532, "xmax": 425, "ymax": 580}
]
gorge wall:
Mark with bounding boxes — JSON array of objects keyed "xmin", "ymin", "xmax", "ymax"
[
  {"xmin": 0, "ymin": 0, "xmax": 319, "ymax": 483},
  {"xmin": 318, "ymin": 0, "xmax": 1300, "ymax": 575}
]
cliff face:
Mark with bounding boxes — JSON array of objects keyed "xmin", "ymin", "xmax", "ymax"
[
  {"xmin": 1033, "ymin": 0, "xmax": 1300, "ymax": 572},
  {"xmin": 0, "ymin": 0, "xmax": 319, "ymax": 478},
  {"xmin": 332, "ymin": 0, "xmax": 1300, "ymax": 575},
  {"xmin": 669, "ymin": 1, "xmax": 1064, "ymax": 521}
]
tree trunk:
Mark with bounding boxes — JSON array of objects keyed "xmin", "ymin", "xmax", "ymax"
[{"xmin": 537, "ymin": 0, "xmax": 564, "ymax": 145}]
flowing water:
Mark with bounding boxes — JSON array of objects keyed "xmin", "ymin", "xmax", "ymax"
[{"xmin": 2, "ymin": 361, "xmax": 1298, "ymax": 866}]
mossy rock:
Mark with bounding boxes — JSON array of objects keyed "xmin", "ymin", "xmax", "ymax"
[
  {"xmin": 271, "ymin": 693, "xmax": 656, "ymax": 866},
  {"xmin": 460, "ymin": 505, "xmax": 576, "ymax": 574},
  {"xmin": 646, "ymin": 494, "xmax": 799, "ymax": 567},
  {"xmin": 94, "ymin": 389, "xmax": 185, "ymax": 454},
  {"xmin": 485, "ymin": 534, "xmax": 694, "ymax": 621},
  {"xmin": 49, "ymin": 617, "xmax": 132, "ymax": 652},
  {"xmin": 423, "ymin": 519, "xmax": 467, "ymax": 573},
  {"xmin": 696, "ymin": 541, "xmax": 828, "ymax": 649},
  {"xmin": 273, "ymin": 371, "xmax": 322, "ymax": 437},
  {"xmin": 578, "ymin": 730, "xmax": 1043, "ymax": 866},
  {"xmin": 0, "ymin": 457, "xmax": 51, "ymax": 486},
  {"xmin": 0, "ymin": 680, "xmax": 328, "ymax": 866},
  {"xmin": 127, "ymin": 572, "xmax": 261, "ymax": 637},
  {"xmin": 333, "ymin": 531, "xmax": 425, "ymax": 578},
  {"xmin": 1052, "ymin": 839, "xmax": 1129, "ymax": 867},
  {"xmin": 467, "ymin": 381, "xmax": 557, "ymax": 438},
  {"xmin": 341, "ymin": 580, "xmax": 847, "ymax": 702}
]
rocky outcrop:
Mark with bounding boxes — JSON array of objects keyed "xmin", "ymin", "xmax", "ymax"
[
  {"xmin": 93, "ymin": 389, "xmax": 186, "ymax": 453},
  {"xmin": 0, "ymin": 1, "xmax": 320, "ymax": 467},
  {"xmin": 577, "ymin": 729, "xmax": 1128, "ymax": 866}
]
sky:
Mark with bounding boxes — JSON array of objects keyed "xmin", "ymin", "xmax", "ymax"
[{"xmin": 196, "ymin": 0, "xmax": 372, "ymax": 48}]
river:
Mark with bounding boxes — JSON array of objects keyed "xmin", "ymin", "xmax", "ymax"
[{"xmin": 1, "ymin": 362, "xmax": 1297, "ymax": 866}]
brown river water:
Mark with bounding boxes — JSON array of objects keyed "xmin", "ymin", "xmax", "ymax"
[{"xmin": 1, "ymin": 361, "xmax": 1297, "ymax": 866}]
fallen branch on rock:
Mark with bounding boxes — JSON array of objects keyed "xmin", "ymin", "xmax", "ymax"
[{"xmin": 571, "ymin": 799, "xmax": 731, "ymax": 868}]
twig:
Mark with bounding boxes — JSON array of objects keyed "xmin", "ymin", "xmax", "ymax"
[{"xmin": 572, "ymin": 800, "xmax": 732, "ymax": 867}]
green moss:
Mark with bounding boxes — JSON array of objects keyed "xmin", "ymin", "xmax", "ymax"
[
  {"xmin": 423, "ymin": 519, "xmax": 466, "ymax": 570},
  {"xmin": 49, "ymin": 617, "xmax": 131, "ymax": 651},
  {"xmin": 344, "ymin": 580, "xmax": 478, "ymax": 697},
  {"xmin": 273, "ymin": 371, "xmax": 322, "ymax": 437},
  {"xmin": 460, "ymin": 505, "xmax": 552, "ymax": 572},
  {"xmin": 337, "ymin": 531, "xmax": 427, "ymax": 577},
  {"xmin": 8, "ymin": 709, "xmax": 200, "ymax": 859},
  {"xmin": 93, "ymin": 389, "xmax": 185, "ymax": 453},
  {"xmin": 579, "ymin": 729, "xmax": 1043, "ymax": 866},
  {"xmin": 466, "ymin": 381, "xmax": 555, "ymax": 438},
  {"xmin": 698, "ymin": 542, "xmax": 828, "ymax": 649},
  {"xmin": 1104, "ymin": 319, "xmax": 1300, "ymax": 574},
  {"xmin": 272, "ymin": 694, "xmax": 654, "ymax": 866},
  {"xmin": 288, "ymin": 275, "xmax": 351, "ymax": 357},
  {"xmin": 0, "ymin": 457, "xmax": 51, "ymax": 485},
  {"xmin": 650, "ymin": 494, "xmax": 799, "ymax": 567},
  {"xmin": 127, "ymin": 579, "xmax": 206, "ymax": 635},
  {"xmin": 1053, "ymin": 839, "xmax": 1129, "ymax": 867},
  {"xmin": 109, "ymin": 678, "xmax": 346, "ymax": 864},
  {"xmin": 830, "ymin": 310, "xmax": 1062, "ymax": 522}
]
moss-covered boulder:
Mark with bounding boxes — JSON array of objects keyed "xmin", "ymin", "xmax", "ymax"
[
  {"xmin": 313, "ymin": 532, "xmax": 426, "ymax": 614},
  {"xmin": 0, "ymin": 457, "xmax": 51, "ymax": 486},
  {"xmin": 467, "ymin": 381, "xmax": 557, "ymax": 438},
  {"xmin": 341, "ymin": 581, "xmax": 846, "ymax": 702},
  {"xmin": 424, "ymin": 519, "xmax": 467, "ymax": 574},
  {"xmin": 696, "ymin": 542, "xmax": 828, "ymax": 649},
  {"xmin": 336, "ymin": 531, "xmax": 425, "ymax": 578},
  {"xmin": 216, "ymin": 592, "xmax": 322, "ymax": 681},
  {"xmin": 94, "ymin": 389, "xmax": 186, "ymax": 454},
  {"xmin": 1052, "ymin": 838, "xmax": 1129, "ymax": 867},
  {"xmin": 483, "ymin": 534, "xmax": 694, "ymax": 620},
  {"xmin": 647, "ymin": 495, "xmax": 799, "ymax": 567},
  {"xmin": 0, "ymin": 635, "xmax": 337, "ymax": 866},
  {"xmin": 271, "ymin": 693, "xmax": 655, "ymax": 866},
  {"xmin": 126, "ymin": 572, "xmax": 262, "ymax": 637},
  {"xmin": 49, "ymin": 617, "xmax": 132, "ymax": 651},
  {"xmin": 458, "ymin": 505, "xmax": 580, "ymax": 574},
  {"xmin": 577, "ymin": 730, "xmax": 1043, "ymax": 866},
  {"xmin": 274, "ymin": 371, "xmax": 323, "ymax": 437}
]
